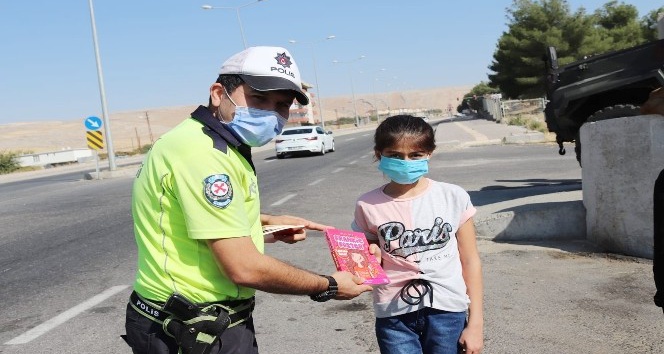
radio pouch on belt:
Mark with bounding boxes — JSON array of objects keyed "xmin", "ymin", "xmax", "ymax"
[{"xmin": 162, "ymin": 293, "xmax": 231, "ymax": 354}]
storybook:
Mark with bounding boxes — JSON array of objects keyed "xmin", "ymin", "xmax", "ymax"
[{"xmin": 324, "ymin": 228, "xmax": 390, "ymax": 285}]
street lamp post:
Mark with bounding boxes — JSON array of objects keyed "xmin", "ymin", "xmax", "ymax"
[
  {"xmin": 87, "ymin": 0, "xmax": 116, "ymax": 171},
  {"xmin": 362, "ymin": 68, "xmax": 387, "ymax": 122},
  {"xmin": 358, "ymin": 98, "xmax": 376, "ymax": 122},
  {"xmin": 288, "ymin": 35, "xmax": 335, "ymax": 130},
  {"xmin": 333, "ymin": 55, "xmax": 365, "ymax": 127},
  {"xmin": 202, "ymin": 1, "xmax": 266, "ymax": 49}
]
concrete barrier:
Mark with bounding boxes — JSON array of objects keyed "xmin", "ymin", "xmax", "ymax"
[
  {"xmin": 581, "ymin": 115, "xmax": 664, "ymax": 259},
  {"xmin": 475, "ymin": 199, "xmax": 586, "ymax": 241}
]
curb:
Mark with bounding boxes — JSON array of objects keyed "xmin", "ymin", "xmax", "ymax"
[
  {"xmin": 502, "ymin": 131, "xmax": 547, "ymax": 144},
  {"xmin": 83, "ymin": 167, "xmax": 139, "ymax": 180},
  {"xmin": 474, "ymin": 200, "xmax": 586, "ymax": 241}
]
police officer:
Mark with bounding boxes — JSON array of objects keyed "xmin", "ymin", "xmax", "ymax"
[{"xmin": 123, "ymin": 46, "xmax": 374, "ymax": 354}]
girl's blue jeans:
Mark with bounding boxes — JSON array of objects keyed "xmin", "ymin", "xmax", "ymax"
[{"xmin": 375, "ymin": 307, "xmax": 466, "ymax": 354}]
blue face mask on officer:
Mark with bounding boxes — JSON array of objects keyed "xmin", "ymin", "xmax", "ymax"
[
  {"xmin": 221, "ymin": 89, "xmax": 287, "ymax": 147},
  {"xmin": 377, "ymin": 156, "xmax": 429, "ymax": 185}
]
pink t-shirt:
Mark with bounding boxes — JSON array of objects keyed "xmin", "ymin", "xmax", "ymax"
[{"xmin": 352, "ymin": 178, "xmax": 476, "ymax": 318}]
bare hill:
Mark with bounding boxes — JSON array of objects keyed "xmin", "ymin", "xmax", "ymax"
[{"xmin": 0, "ymin": 85, "xmax": 471, "ymax": 153}]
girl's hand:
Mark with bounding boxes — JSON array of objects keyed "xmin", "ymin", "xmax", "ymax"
[
  {"xmin": 368, "ymin": 243, "xmax": 382, "ymax": 265},
  {"xmin": 458, "ymin": 324, "xmax": 483, "ymax": 354}
]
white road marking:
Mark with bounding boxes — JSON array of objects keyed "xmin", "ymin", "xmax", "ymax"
[
  {"xmin": 349, "ymin": 160, "xmax": 357, "ymax": 165},
  {"xmin": 271, "ymin": 193, "xmax": 296, "ymax": 206},
  {"xmin": 332, "ymin": 167, "xmax": 345, "ymax": 173},
  {"xmin": 362, "ymin": 133, "xmax": 371, "ymax": 137},
  {"xmin": 345, "ymin": 137, "xmax": 355, "ymax": 141},
  {"xmin": 5, "ymin": 285, "xmax": 130, "ymax": 345},
  {"xmin": 308, "ymin": 178, "xmax": 324, "ymax": 186}
]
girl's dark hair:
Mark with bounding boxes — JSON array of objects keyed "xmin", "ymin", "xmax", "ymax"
[
  {"xmin": 374, "ymin": 115, "xmax": 436, "ymax": 153},
  {"xmin": 208, "ymin": 74, "xmax": 245, "ymax": 106}
]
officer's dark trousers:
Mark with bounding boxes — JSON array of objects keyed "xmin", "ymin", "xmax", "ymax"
[
  {"xmin": 655, "ymin": 169, "xmax": 664, "ymax": 312},
  {"xmin": 123, "ymin": 303, "xmax": 259, "ymax": 354}
]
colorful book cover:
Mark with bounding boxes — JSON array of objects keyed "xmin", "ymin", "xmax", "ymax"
[{"xmin": 324, "ymin": 228, "xmax": 390, "ymax": 285}]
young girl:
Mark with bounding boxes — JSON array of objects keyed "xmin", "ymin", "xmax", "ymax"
[{"xmin": 352, "ymin": 115, "xmax": 484, "ymax": 354}]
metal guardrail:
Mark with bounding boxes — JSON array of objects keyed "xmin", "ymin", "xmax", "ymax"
[{"xmin": 481, "ymin": 96, "xmax": 546, "ymax": 123}]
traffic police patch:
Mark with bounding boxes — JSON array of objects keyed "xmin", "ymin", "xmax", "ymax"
[{"xmin": 203, "ymin": 174, "xmax": 233, "ymax": 209}]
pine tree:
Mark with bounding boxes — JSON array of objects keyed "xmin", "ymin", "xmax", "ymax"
[
  {"xmin": 592, "ymin": 1, "xmax": 643, "ymax": 50},
  {"xmin": 488, "ymin": 0, "xmax": 591, "ymax": 98},
  {"xmin": 487, "ymin": 0, "xmax": 659, "ymax": 99}
]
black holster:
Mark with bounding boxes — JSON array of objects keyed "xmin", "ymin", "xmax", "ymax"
[
  {"xmin": 162, "ymin": 293, "xmax": 231, "ymax": 354},
  {"xmin": 163, "ymin": 310, "xmax": 230, "ymax": 354}
]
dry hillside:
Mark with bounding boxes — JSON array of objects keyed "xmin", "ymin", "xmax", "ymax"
[{"xmin": 0, "ymin": 85, "xmax": 472, "ymax": 153}]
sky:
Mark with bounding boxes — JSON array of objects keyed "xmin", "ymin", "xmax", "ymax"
[{"xmin": 0, "ymin": 0, "xmax": 659, "ymax": 124}]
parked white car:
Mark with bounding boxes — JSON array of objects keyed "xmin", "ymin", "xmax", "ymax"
[{"xmin": 275, "ymin": 126, "xmax": 335, "ymax": 159}]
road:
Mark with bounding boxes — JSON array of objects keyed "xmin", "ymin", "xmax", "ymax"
[{"xmin": 0, "ymin": 116, "xmax": 661, "ymax": 353}]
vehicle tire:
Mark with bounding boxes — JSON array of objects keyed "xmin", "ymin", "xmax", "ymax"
[
  {"xmin": 319, "ymin": 144, "xmax": 325, "ymax": 156},
  {"xmin": 276, "ymin": 153, "xmax": 285, "ymax": 159},
  {"xmin": 330, "ymin": 140, "xmax": 335, "ymax": 152},
  {"xmin": 574, "ymin": 104, "xmax": 641, "ymax": 166}
]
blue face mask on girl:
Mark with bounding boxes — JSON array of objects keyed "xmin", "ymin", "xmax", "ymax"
[
  {"xmin": 221, "ymin": 89, "xmax": 287, "ymax": 147},
  {"xmin": 377, "ymin": 156, "xmax": 429, "ymax": 185}
]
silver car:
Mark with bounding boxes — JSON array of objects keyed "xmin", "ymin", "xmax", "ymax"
[{"xmin": 274, "ymin": 126, "xmax": 335, "ymax": 159}]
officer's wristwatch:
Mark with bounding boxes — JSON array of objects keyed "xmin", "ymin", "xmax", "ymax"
[{"xmin": 309, "ymin": 275, "xmax": 338, "ymax": 302}]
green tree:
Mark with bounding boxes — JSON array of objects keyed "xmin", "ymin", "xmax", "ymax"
[
  {"xmin": 488, "ymin": 0, "xmax": 592, "ymax": 98},
  {"xmin": 469, "ymin": 81, "xmax": 501, "ymax": 96},
  {"xmin": 457, "ymin": 82, "xmax": 501, "ymax": 112},
  {"xmin": 592, "ymin": 1, "xmax": 643, "ymax": 49},
  {"xmin": 488, "ymin": 0, "xmax": 659, "ymax": 99},
  {"xmin": 641, "ymin": 7, "xmax": 664, "ymax": 42}
]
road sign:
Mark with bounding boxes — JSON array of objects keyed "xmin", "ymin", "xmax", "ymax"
[
  {"xmin": 85, "ymin": 116, "xmax": 103, "ymax": 131},
  {"xmin": 86, "ymin": 130, "xmax": 104, "ymax": 150}
]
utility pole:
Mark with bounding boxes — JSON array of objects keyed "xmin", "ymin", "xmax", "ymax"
[
  {"xmin": 134, "ymin": 127, "xmax": 141, "ymax": 151},
  {"xmin": 145, "ymin": 111, "xmax": 154, "ymax": 145}
]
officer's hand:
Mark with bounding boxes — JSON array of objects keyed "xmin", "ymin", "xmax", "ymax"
[
  {"xmin": 268, "ymin": 214, "xmax": 331, "ymax": 231},
  {"xmin": 331, "ymin": 271, "xmax": 373, "ymax": 300},
  {"xmin": 270, "ymin": 226, "xmax": 305, "ymax": 244},
  {"xmin": 263, "ymin": 214, "xmax": 331, "ymax": 244}
]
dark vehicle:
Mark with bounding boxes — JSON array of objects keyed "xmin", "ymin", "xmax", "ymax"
[{"xmin": 543, "ymin": 39, "xmax": 664, "ymax": 164}]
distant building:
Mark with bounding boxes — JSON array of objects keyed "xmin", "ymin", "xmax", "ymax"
[
  {"xmin": 288, "ymin": 81, "xmax": 316, "ymax": 125},
  {"xmin": 17, "ymin": 149, "xmax": 93, "ymax": 168}
]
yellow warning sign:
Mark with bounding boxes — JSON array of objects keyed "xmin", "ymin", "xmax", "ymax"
[{"xmin": 86, "ymin": 130, "xmax": 104, "ymax": 150}]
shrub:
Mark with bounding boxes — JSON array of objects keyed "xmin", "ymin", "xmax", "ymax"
[
  {"xmin": 507, "ymin": 115, "xmax": 527, "ymax": 126},
  {"xmin": 507, "ymin": 114, "xmax": 548, "ymax": 133},
  {"xmin": 0, "ymin": 151, "xmax": 21, "ymax": 174}
]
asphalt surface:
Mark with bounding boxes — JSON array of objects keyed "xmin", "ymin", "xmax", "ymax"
[{"xmin": 1, "ymin": 114, "xmax": 662, "ymax": 353}]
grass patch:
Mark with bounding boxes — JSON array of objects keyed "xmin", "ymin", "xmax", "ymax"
[{"xmin": 506, "ymin": 114, "xmax": 548, "ymax": 133}]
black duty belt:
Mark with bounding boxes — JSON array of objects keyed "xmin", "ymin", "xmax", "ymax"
[{"xmin": 129, "ymin": 291, "xmax": 255, "ymax": 326}]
